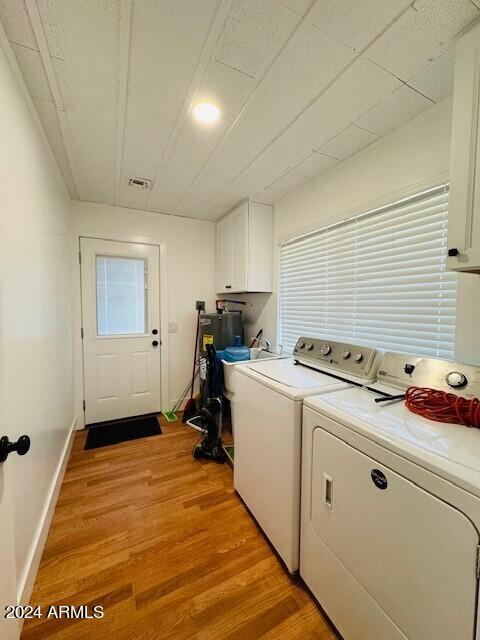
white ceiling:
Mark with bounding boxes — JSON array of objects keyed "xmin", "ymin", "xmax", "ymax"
[{"xmin": 0, "ymin": 0, "xmax": 478, "ymax": 220}]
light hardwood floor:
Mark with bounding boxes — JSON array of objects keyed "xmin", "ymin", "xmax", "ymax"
[{"xmin": 22, "ymin": 417, "xmax": 337, "ymax": 640}]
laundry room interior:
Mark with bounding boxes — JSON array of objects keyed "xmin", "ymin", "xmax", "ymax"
[{"xmin": 3, "ymin": 1, "xmax": 480, "ymax": 639}]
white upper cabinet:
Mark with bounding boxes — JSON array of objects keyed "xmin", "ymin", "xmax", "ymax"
[
  {"xmin": 216, "ymin": 201, "xmax": 273, "ymax": 293},
  {"xmin": 448, "ymin": 21, "xmax": 480, "ymax": 273}
]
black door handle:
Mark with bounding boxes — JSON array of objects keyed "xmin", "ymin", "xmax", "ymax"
[
  {"xmin": 448, "ymin": 248, "xmax": 459, "ymax": 257},
  {"xmin": 152, "ymin": 329, "xmax": 158, "ymax": 335},
  {"xmin": 152, "ymin": 340, "xmax": 159, "ymax": 347},
  {"xmin": 0, "ymin": 435, "xmax": 31, "ymax": 463}
]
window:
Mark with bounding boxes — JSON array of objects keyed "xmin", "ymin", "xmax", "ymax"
[
  {"xmin": 278, "ymin": 185, "xmax": 457, "ymax": 358},
  {"xmin": 96, "ymin": 255, "xmax": 147, "ymax": 336}
]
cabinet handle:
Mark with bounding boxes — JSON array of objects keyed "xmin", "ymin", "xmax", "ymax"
[
  {"xmin": 225, "ymin": 285, "xmax": 232, "ymax": 289},
  {"xmin": 448, "ymin": 248, "xmax": 459, "ymax": 257}
]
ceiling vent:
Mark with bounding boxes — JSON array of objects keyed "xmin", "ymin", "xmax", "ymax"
[{"xmin": 128, "ymin": 177, "xmax": 152, "ymax": 190}]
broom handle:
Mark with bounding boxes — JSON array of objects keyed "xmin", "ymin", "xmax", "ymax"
[
  {"xmin": 190, "ymin": 310, "xmax": 200, "ymax": 399},
  {"xmin": 172, "ymin": 368, "xmax": 199, "ymax": 413}
]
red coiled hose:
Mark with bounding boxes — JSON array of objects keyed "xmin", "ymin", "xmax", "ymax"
[{"xmin": 405, "ymin": 387, "xmax": 480, "ymax": 428}]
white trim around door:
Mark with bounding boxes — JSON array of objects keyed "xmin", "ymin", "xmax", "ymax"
[{"xmin": 77, "ymin": 236, "xmax": 169, "ymax": 424}]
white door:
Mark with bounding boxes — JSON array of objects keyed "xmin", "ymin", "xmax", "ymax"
[
  {"xmin": 216, "ymin": 215, "xmax": 233, "ymax": 293},
  {"xmin": 231, "ymin": 203, "xmax": 248, "ymax": 292},
  {"xmin": 81, "ymin": 238, "xmax": 161, "ymax": 424},
  {"xmin": 0, "ymin": 463, "xmax": 20, "ymax": 640},
  {"xmin": 310, "ymin": 427, "xmax": 479, "ymax": 640}
]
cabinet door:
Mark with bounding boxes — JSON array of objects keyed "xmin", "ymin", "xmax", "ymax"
[
  {"xmin": 216, "ymin": 214, "xmax": 233, "ymax": 293},
  {"xmin": 231, "ymin": 203, "xmax": 248, "ymax": 291},
  {"xmin": 449, "ymin": 22, "xmax": 480, "ymax": 273}
]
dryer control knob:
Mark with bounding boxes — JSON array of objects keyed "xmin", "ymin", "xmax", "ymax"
[
  {"xmin": 446, "ymin": 371, "xmax": 467, "ymax": 389},
  {"xmin": 320, "ymin": 344, "xmax": 331, "ymax": 356},
  {"xmin": 297, "ymin": 341, "xmax": 305, "ymax": 350},
  {"xmin": 305, "ymin": 343, "xmax": 314, "ymax": 351},
  {"xmin": 342, "ymin": 350, "xmax": 351, "ymax": 359},
  {"xmin": 353, "ymin": 353, "xmax": 363, "ymax": 363}
]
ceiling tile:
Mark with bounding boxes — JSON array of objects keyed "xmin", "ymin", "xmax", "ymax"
[
  {"xmin": 355, "ymin": 83, "xmax": 433, "ymax": 136},
  {"xmin": 35, "ymin": 0, "xmax": 66, "ymax": 59},
  {"xmin": 148, "ymin": 116, "xmax": 229, "ymax": 212},
  {"xmin": 310, "ymin": 0, "xmax": 410, "ymax": 52},
  {"xmin": 37, "ymin": 0, "xmax": 120, "ymax": 77},
  {"xmin": 225, "ymin": 137, "xmax": 311, "ymax": 199},
  {"xmin": 253, "ymin": 184, "xmax": 287, "ymax": 204},
  {"xmin": 368, "ymin": 0, "xmax": 479, "ymax": 80},
  {"xmin": 214, "ymin": 0, "xmax": 302, "ymax": 78},
  {"xmin": 203, "ymin": 190, "xmax": 248, "ymax": 219},
  {"xmin": 408, "ymin": 47, "xmax": 455, "ymax": 102},
  {"xmin": 116, "ymin": 179, "xmax": 151, "ymax": 211},
  {"xmin": 62, "ymin": 69, "xmax": 118, "ymax": 204},
  {"xmin": 0, "ymin": 0, "xmax": 37, "ymax": 49},
  {"xmin": 196, "ymin": 59, "xmax": 255, "ymax": 121},
  {"xmin": 269, "ymin": 170, "xmax": 308, "ymax": 192},
  {"xmin": 33, "ymin": 96, "xmax": 77, "ymax": 197},
  {"xmin": 176, "ymin": 23, "xmax": 355, "ymax": 214},
  {"xmin": 122, "ymin": 85, "xmax": 176, "ymax": 179},
  {"xmin": 122, "ymin": 0, "xmax": 219, "ymax": 195},
  {"xmin": 66, "ymin": 103, "xmax": 117, "ymax": 204},
  {"xmin": 278, "ymin": 0, "xmax": 312, "ymax": 17},
  {"xmin": 279, "ymin": 58, "xmax": 400, "ymax": 152},
  {"xmin": 147, "ymin": 59, "xmax": 255, "ymax": 211},
  {"xmin": 2, "ymin": 0, "xmax": 478, "ymax": 220},
  {"xmin": 11, "ymin": 44, "xmax": 53, "ymax": 101},
  {"xmin": 293, "ymin": 151, "xmax": 340, "ymax": 179},
  {"xmin": 55, "ymin": 65, "xmax": 119, "ymax": 113},
  {"xmin": 319, "ymin": 124, "xmax": 379, "ymax": 160}
]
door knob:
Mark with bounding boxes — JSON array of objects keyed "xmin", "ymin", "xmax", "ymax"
[
  {"xmin": 152, "ymin": 329, "xmax": 158, "ymax": 335},
  {"xmin": 152, "ymin": 340, "xmax": 159, "ymax": 347},
  {"xmin": 0, "ymin": 435, "xmax": 31, "ymax": 463}
]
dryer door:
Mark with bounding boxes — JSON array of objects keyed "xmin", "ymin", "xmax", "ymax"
[{"xmin": 311, "ymin": 428, "xmax": 479, "ymax": 640}]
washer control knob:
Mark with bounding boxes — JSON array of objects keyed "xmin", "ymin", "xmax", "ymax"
[
  {"xmin": 446, "ymin": 371, "xmax": 467, "ymax": 389},
  {"xmin": 353, "ymin": 353, "xmax": 363, "ymax": 363},
  {"xmin": 305, "ymin": 343, "xmax": 314, "ymax": 351},
  {"xmin": 320, "ymin": 344, "xmax": 331, "ymax": 356},
  {"xmin": 342, "ymin": 350, "xmax": 351, "ymax": 360},
  {"xmin": 297, "ymin": 341, "xmax": 305, "ymax": 350}
]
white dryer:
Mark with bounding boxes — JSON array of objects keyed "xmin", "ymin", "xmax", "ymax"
[
  {"xmin": 301, "ymin": 351, "xmax": 480, "ymax": 640},
  {"xmin": 233, "ymin": 337, "xmax": 380, "ymax": 573}
]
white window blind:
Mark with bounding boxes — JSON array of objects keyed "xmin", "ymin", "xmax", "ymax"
[
  {"xmin": 96, "ymin": 255, "xmax": 147, "ymax": 336},
  {"xmin": 278, "ymin": 185, "xmax": 457, "ymax": 359}
]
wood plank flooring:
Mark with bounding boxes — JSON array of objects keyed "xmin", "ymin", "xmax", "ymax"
[{"xmin": 22, "ymin": 417, "xmax": 337, "ymax": 640}]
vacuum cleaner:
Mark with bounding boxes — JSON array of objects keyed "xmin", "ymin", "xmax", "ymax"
[{"xmin": 192, "ymin": 343, "xmax": 226, "ymax": 463}]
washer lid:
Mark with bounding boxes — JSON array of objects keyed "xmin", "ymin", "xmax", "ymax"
[
  {"xmin": 237, "ymin": 357, "xmax": 349, "ymax": 399},
  {"xmin": 304, "ymin": 386, "xmax": 480, "ymax": 497}
]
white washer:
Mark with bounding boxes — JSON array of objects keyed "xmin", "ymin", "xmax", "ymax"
[
  {"xmin": 301, "ymin": 351, "xmax": 480, "ymax": 640},
  {"xmin": 234, "ymin": 337, "xmax": 380, "ymax": 573}
]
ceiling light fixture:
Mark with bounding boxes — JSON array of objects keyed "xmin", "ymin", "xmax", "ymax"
[{"xmin": 193, "ymin": 102, "xmax": 220, "ymax": 124}]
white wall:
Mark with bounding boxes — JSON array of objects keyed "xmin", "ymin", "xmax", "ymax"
[
  {"xmin": 234, "ymin": 97, "xmax": 480, "ymax": 363},
  {"xmin": 0, "ymin": 37, "xmax": 75, "ymax": 602},
  {"xmin": 71, "ymin": 202, "xmax": 216, "ymax": 423}
]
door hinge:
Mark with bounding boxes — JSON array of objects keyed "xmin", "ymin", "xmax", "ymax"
[
  {"xmin": 81, "ymin": 327, "xmax": 84, "ymax": 339},
  {"xmin": 78, "ymin": 251, "xmax": 81, "ymax": 264},
  {"xmin": 476, "ymin": 545, "xmax": 480, "ymax": 579},
  {"xmin": 82, "ymin": 399, "xmax": 86, "ymax": 412}
]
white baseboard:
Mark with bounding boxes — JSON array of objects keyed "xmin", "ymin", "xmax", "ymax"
[{"xmin": 18, "ymin": 416, "xmax": 77, "ymax": 606}]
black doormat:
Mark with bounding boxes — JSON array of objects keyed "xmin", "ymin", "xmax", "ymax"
[{"xmin": 85, "ymin": 414, "xmax": 162, "ymax": 450}]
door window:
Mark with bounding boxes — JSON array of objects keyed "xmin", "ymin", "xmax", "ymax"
[{"xmin": 96, "ymin": 255, "xmax": 147, "ymax": 336}]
